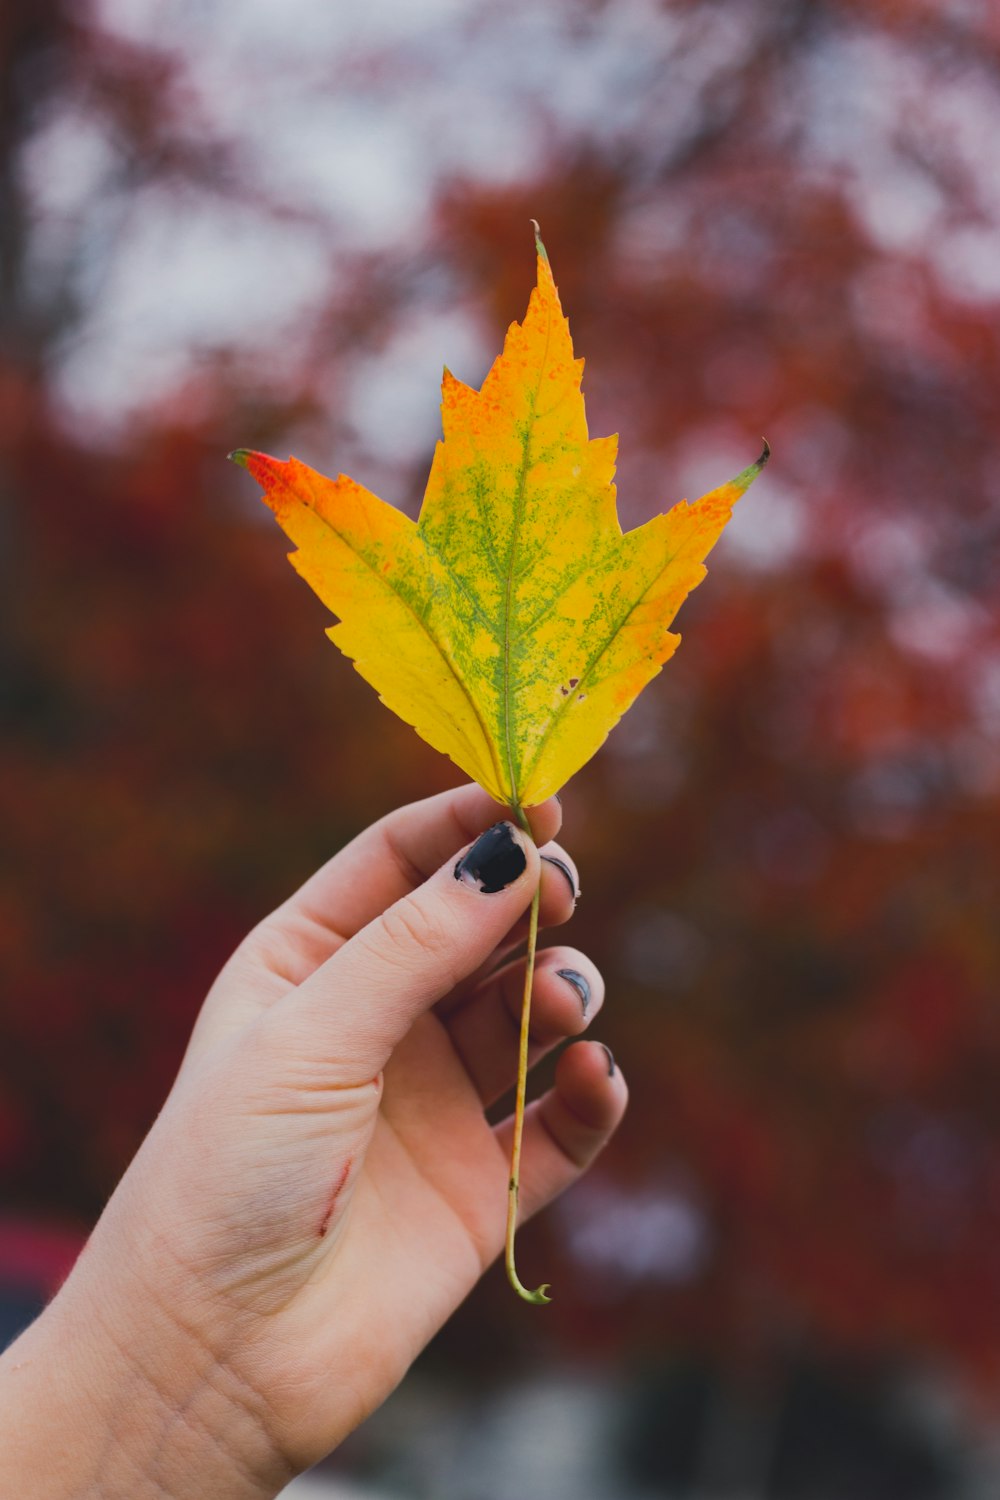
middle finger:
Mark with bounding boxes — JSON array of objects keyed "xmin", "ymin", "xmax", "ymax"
[{"xmin": 441, "ymin": 944, "xmax": 603, "ymax": 1107}]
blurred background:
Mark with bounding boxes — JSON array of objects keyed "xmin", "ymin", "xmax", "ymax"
[{"xmin": 3, "ymin": 0, "xmax": 1000, "ymax": 1495}]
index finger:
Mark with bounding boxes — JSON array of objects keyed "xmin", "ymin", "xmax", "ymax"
[
  {"xmin": 184, "ymin": 785, "xmax": 562, "ymax": 1065},
  {"xmin": 269, "ymin": 784, "xmax": 561, "ymax": 971}
]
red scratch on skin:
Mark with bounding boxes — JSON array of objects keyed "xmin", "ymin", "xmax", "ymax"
[{"xmin": 318, "ymin": 1159, "xmax": 352, "ymax": 1239}]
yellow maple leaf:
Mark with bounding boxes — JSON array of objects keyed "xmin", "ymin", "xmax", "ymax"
[
  {"xmin": 231, "ymin": 228, "xmax": 767, "ymax": 1304},
  {"xmin": 231, "ymin": 232, "xmax": 767, "ymax": 812}
]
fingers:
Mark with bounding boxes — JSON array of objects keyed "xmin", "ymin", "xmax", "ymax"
[
  {"xmin": 442, "ymin": 946, "xmax": 602, "ymax": 1106},
  {"xmin": 272, "ymin": 821, "xmax": 544, "ymax": 1075},
  {"xmin": 433, "ymin": 839, "xmax": 579, "ymax": 1017},
  {"xmin": 493, "ymin": 1041, "xmax": 628, "ymax": 1223},
  {"xmin": 185, "ymin": 784, "xmax": 562, "ymax": 1067},
  {"xmin": 261, "ymin": 784, "xmax": 562, "ymax": 984}
]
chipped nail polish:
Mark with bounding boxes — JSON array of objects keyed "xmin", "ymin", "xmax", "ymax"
[
  {"xmin": 453, "ymin": 822, "xmax": 526, "ymax": 893},
  {"xmin": 542, "ymin": 854, "xmax": 578, "ymax": 902},
  {"xmin": 557, "ymin": 968, "xmax": 591, "ymax": 1015},
  {"xmin": 598, "ymin": 1042, "xmax": 616, "ymax": 1077}
]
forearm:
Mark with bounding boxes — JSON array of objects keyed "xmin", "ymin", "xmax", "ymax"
[{"xmin": 0, "ymin": 1263, "xmax": 294, "ymax": 1500}]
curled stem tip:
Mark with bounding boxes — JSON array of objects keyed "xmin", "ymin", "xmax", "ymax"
[
  {"xmin": 728, "ymin": 438, "xmax": 772, "ymax": 497},
  {"xmin": 530, "ymin": 219, "xmax": 548, "ymax": 262},
  {"xmin": 504, "ymin": 806, "xmax": 551, "ymax": 1305}
]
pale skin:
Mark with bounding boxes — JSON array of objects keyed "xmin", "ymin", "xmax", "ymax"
[{"xmin": 0, "ymin": 784, "xmax": 627, "ymax": 1498}]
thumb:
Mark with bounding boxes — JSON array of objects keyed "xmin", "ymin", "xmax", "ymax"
[{"xmin": 271, "ymin": 821, "xmax": 539, "ymax": 1076}]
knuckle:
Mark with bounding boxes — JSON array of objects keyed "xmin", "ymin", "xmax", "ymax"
[{"xmin": 372, "ymin": 892, "xmax": 461, "ymax": 980}]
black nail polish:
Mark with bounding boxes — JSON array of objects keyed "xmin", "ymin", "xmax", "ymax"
[
  {"xmin": 454, "ymin": 822, "xmax": 526, "ymax": 894},
  {"xmin": 542, "ymin": 855, "xmax": 578, "ymax": 902},
  {"xmin": 598, "ymin": 1042, "xmax": 616, "ymax": 1077},
  {"xmin": 557, "ymin": 968, "xmax": 590, "ymax": 1015}
]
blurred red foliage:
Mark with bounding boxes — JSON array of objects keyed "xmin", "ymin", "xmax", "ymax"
[{"xmin": 2, "ymin": 0, "xmax": 1000, "ymax": 1399}]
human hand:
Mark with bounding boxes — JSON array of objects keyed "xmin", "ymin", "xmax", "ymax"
[{"xmin": 0, "ymin": 784, "xmax": 626, "ymax": 1498}]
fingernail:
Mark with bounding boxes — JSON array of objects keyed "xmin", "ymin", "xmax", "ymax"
[
  {"xmin": 557, "ymin": 968, "xmax": 590, "ymax": 1015},
  {"xmin": 598, "ymin": 1042, "xmax": 616, "ymax": 1077},
  {"xmin": 542, "ymin": 854, "xmax": 578, "ymax": 902},
  {"xmin": 454, "ymin": 822, "xmax": 527, "ymax": 894}
]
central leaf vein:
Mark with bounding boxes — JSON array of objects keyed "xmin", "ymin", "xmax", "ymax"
[{"xmin": 501, "ymin": 312, "xmax": 555, "ymax": 805}]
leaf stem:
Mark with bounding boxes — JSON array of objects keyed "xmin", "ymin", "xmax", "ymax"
[{"xmin": 505, "ymin": 806, "xmax": 551, "ymax": 1305}]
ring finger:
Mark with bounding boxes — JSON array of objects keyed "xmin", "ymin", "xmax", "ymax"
[{"xmin": 441, "ymin": 945, "xmax": 603, "ymax": 1107}]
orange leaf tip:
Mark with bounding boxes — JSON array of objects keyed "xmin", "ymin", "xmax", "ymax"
[{"xmin": 228, "ymin": 448, "xmax": 288, "ymax": 488}]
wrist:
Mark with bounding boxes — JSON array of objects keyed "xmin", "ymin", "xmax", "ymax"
[{"xmin": 0, "ymin": 1252, "xmax": 296, "ymax": 1500}]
